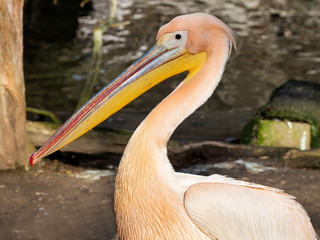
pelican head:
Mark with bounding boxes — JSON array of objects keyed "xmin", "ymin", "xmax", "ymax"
[{"xmin": 29, "ymin": 13, "xmax": 234, "ymax": 166}]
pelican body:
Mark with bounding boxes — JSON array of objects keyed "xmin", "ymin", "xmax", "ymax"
[{"xmin": 30, "ymin": 13, "xmax": 317, "ymax": 240}]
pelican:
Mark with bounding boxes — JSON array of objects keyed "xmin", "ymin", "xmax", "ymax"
[{"xmin": 30, "ymin": 13, "xmax": 317, "ymax": 240}]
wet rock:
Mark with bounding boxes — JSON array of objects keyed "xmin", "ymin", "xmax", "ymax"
[
  {"xmin": 241, "ymin": 80, "xmax": 320, "ymax": 148},
  {"xmin": 170, "ymin": 141, "xmax": 320, "ymax": 169}
]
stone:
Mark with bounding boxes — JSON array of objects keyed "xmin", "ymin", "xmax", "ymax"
[{"xmin": 257, "ymin": 119, "xmax": 311, "ymax": 150}]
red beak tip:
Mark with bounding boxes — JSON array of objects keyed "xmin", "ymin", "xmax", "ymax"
[{"xmin": 29, "ymin": 153, "xmax": 36, "ymax": 167}]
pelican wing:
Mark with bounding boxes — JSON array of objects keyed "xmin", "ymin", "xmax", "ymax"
[{"xmin": 184, "ymin": 182, "xmax": 316, "ymax": 240}]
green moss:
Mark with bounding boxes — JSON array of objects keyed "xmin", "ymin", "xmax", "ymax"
[
  {"xmin": 240, "ymin": 117, "xmax": 259, "ymax": 145},
  {"xmin": 256, "ymin": 120, "xmax": 311, "ymax": 149}
]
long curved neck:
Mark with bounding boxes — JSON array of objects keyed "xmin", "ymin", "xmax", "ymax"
[
  {"xmin": 144, "ymin": 38, "xmax": 230, "ymax": 149},
  {"xmin": 115, "ymin": 35, "xmax": 230, "ymax": 240},
  {"xmin": 118, "ymin": 36, "xmax": 230, "ymax": 178}
]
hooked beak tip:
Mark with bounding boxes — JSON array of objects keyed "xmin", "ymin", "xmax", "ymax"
[{"xmin": 29, "ymin": 153, "xmax": 36, "ymax": 167}]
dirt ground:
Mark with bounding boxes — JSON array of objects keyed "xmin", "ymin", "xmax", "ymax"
[{"xmin": 0, "ymin": 158, "xmax": 319, "ymax": 240}]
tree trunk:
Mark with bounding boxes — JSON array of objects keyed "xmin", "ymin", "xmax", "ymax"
[{"xmin": 0, "ymin": 0, "xmax": 26, "ymax": 170}]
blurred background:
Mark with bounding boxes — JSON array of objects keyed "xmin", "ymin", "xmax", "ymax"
[
  {"xmin": 24, "ymin": 0, "xmax": 320, "ymax": 142},
  {"xmin": 1, "ymin": 1, "xmax": 319, "ymax": 240}
]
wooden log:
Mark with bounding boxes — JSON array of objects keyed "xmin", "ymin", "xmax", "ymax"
[{"xmin": 0, "ymin": 0, "xmax": 26, "ymax": 170}]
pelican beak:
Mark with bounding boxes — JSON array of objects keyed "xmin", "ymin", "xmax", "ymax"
[{"xmin": 30, "ymin": 33, "xmax": 207, "ymax": 166}]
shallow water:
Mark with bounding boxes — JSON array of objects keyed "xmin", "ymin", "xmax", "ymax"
[{"xmin": 24, "ymin": 0, "xmax": 320, "ymax": 140}]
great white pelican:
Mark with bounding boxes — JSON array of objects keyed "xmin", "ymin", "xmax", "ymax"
[{"xmin": 30, "ymin": 13, "xmax": 317, "ymax": 240}]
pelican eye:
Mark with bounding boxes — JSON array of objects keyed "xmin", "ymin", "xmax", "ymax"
[{"xmin": 175, "ymin": 34, "xmax": 182, "ymax": 40}]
